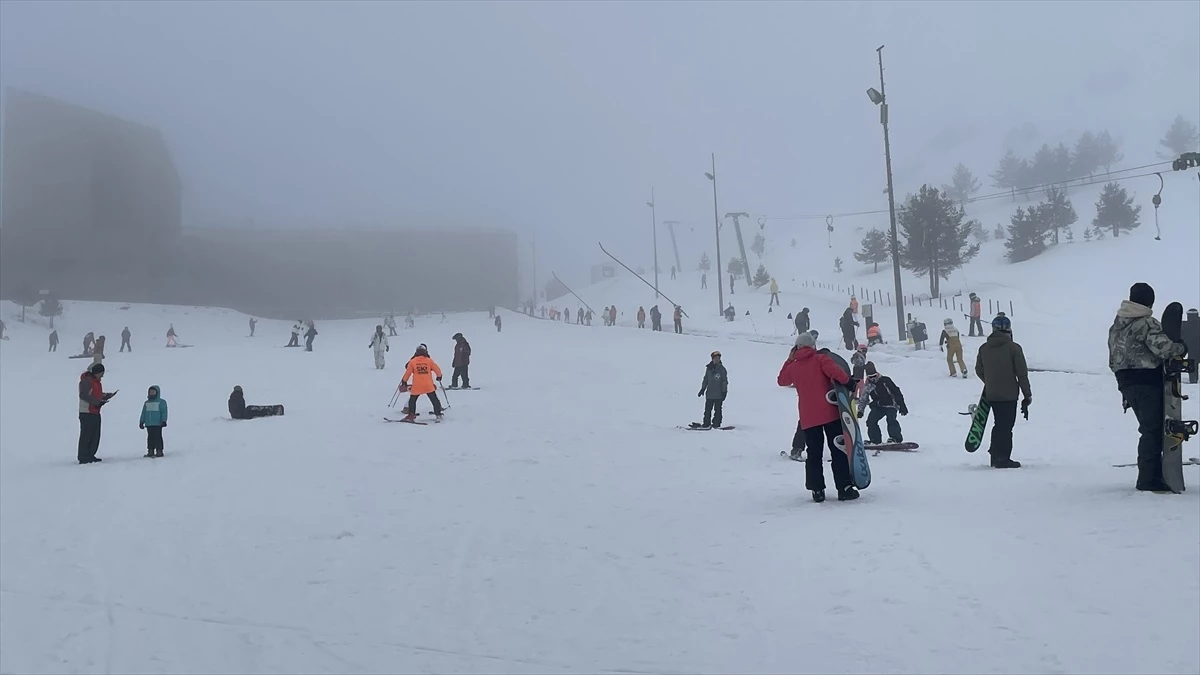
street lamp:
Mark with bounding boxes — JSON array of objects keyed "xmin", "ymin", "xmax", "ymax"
[
  {"xmin": 705, "ymin": 154, "xmax": 723, "ymax": 316},
  {"xmin": 868, "ymin": 44, "xmax": 907, "ymax": 342},
  {"xmin": 646, "ymin": 189, "xmax": 660, "ymax": 299}
]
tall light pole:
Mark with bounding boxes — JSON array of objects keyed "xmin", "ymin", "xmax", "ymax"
[
  {"xmin": 867, "ymin": 44, "xmax": 907, "ymax": 342},
  {"xmin": 662, "ymin": 220, "xmax": 683, "ymax": 275},
  {"xmin": 705, "ymin": 154, "xmax": 723, "ymax": 316},
  {"xmin": 724, "ymin": 212, "xmax": 752, "ymax": 289},
  {"xmin": 646, "ymin": 188, "xmax": 660, "ymax": 299},
  {"xmin": 531, "ymin": 236, "xmax": 538, "ymax": 311}
]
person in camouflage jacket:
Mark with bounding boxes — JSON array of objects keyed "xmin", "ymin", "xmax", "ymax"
[{"xmin": 1108, "ymin": 282, "xmax": 1187, "ymax": 491}]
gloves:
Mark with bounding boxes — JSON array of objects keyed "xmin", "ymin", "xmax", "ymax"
[
  {"xmin": 161, "ymin": 421, "xmax": 166, "ymax": 428},
  {"xmin": 1020, "ymin": 398, "xmax": 1031, "ymax": 420},
  {"xmin": 436, "ymin": 376, "xmax": 442, "ymax": 382},
  {"xmin": 139, "ymin": 422, "xmax": 145, "ymax": 430},
  {"xmin": 899, "ymin": 407, "xmax": 908, "ymax": 416},
  {"xmin": 698, "ymin": 391, "xmax": 704, "ymax": 397}
]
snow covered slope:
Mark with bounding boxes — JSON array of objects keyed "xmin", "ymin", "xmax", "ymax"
[{"xmin": 1, "ymin": 299, "xmax": 1197, "ymax": 673}]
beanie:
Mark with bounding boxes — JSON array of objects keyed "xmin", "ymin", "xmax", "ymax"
[
  {"xmin": 795, "ymin": 332, "xmax": 816, "ymax": 348},
  {"xmin": 865, "ymin": 361, "xmax": 878, "ymax": 376},
  {"xmin": 88, "ymin": 362, "xmax": 105, "ymax": 375},
  {"xmin": 1129, "ymin": 282, "xmax": 1155, "ymax": 309}
]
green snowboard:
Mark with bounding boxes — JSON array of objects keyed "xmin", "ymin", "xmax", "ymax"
[{"xmin": 964, "ymin": 394, "xmax": 991, "ymax": 453}]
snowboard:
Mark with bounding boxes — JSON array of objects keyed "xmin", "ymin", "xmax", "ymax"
[
  {"xmin": 68, "ymin": 354, "xmax": 92, "ymax": 359},
  {"xmin": 822, "ymin": 350, "xmax": 871, "ymax": 489},
  {"xmin": 1114, "ymin": 457, "xmax": 1199, "ymax": 468},
  {"xmin": 964, "ymin": 395, "xmax": 991, "ymax": 452},
  {"xmin": 684, "ymin": 423, "xmax": 734, "ymax": 430},
  {"xmin": 1161, "ymin": 302, "xmax": 1198, "ymax": 493},
  {"xmin": 865, "ymin": 441, "xmax": 920, "ymax": 455}
]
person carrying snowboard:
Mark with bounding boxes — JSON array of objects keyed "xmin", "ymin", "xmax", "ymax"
[
  {"xmin": 776, "ymin": 332, "xmax": 858, "ymax": 502},
  {"xmin": 1108, "ymin": 282, "xmax": 1188, "ymax": 491},
  {"xmin": 860, "ymin": 362, "xmax": 907, "ymax": 444},
  {"xmin": 975, "ymin": 314, "xmax": 1032, "ymax": 468},
  {"xmin": 120, "ymin": 327, "xmax": 132, "ymax": 352},
  {"xmin": 939, "ymin": 318, "xmax": 968, "ymax": 377},
  {"xmin": 78, "ymin": 363, "xmax": 115, "ymax": 464},
  {"xmin": 400, "ymin": 344, "xmax": 444, "ymax": 421},
  {"xmin": 138, "ymin": 385, "xmax": 168, "ymax": 457},
  {"xmin": 369, "ymin": 325, "xmax": 390, "ymax": 369},
  {"xmin": 450, "ymin": 333, "xmax": 471, "ymax": 388},
  {"xmin": 839, "ymin": 308, "xmax": 859, "ymax": 350},
  {"xmin": 696, "ymin": 350, "xmax": 728, "ymax": 428},
  {"xmin": 83, "ymin": 331, "xmax": 95, "ymax": 356}
]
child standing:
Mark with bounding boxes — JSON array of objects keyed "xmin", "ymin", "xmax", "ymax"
[{"xmin": 139, "ymin": 385, "xmax": 168, "ymax": 457}]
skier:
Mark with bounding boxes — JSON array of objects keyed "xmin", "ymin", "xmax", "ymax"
[
  {"xmin": 939, "ymin": 318, "xmax": 968, "ymax": 377},
  {"xmin": 494, "ymin": 314, "xmax": 502, "ymax": 332},
  {"xmin": 671, "ymin": 265, "xmax": 677, "ymax": 280},
  {"xmin": 138, "ymin": 385, "xmax": 168, "ymax": 458},
  {"xmin": 49, "ymin": 329, "xmax": 59, "ymax": 352},
  {"xmin": 249, "ymin": 317, "xmax": 257, "ymax": 337},
  {"xmin": 288, "ymin": 320, "xmax": 302, "ymax": 347},
  {"xmin": 839, "ymin": 308, "xmax": 859, "ymax": 350},
  {"xmin": 794, "ymin": 307, "xmax": 810, "ymax": 335},
  {"xmin": 637, "ymin": 306, "xmax": 646, "ymax": 329},
  {"xmin": 696, "ymin": 350, "xmax": 728, "ymax": 428},
  {"xmin": 673, "ymin": 305, "xmax": 683, "ymax": 334},
  {"xmin": 850, "ymin": 343, "xmax": 868, "ymax": 369},
  {"xmin": 385, "ymin": 314, "xmax": 398, "ymax": 336},
  {"xmin": 1107, "ymin": 282, "xmax": 1188, "ymax": 491},
  {"xmin": 609, "ymin": 305, "xmax": 617, "ymax": 327},
  {"xmin": 975, "ymin": 314, "xmax": 1032, "ymax": 469},
  {"xmin": 166, "ymin": 324, "xmax": 177, "ymax": 347},
  {"xmin": 701, "ymin": 272, "xmax": 707, "ymax": 290},
  {"xmin": 968, "ymin": 292, "xmax": 983, "ymax": 336},
  {"xmin": 450, "ymin": 333, "xmax": 471, "ymax": 388},
  {"xmin": 304, "ymin": 322, "xmax": 318, "ymax": 352},
  {"xmin": 650, "ymin": 305, "xmax": 662, "ymax": 331},
  {"xmin": 92, "ymin": 336, "xmax": 106, "ymax": 366},
  {"xmin": 77, "ymin": 362, "xmax": 115, "ymax": 464},
  {"xmin": 400, "ymin": 344, "xmax": 444, "ymax": 421},
  {"xmin": 83, "ymin": 331, "xmax": 95, "ymax": 356},
  {"xmin": 724, "ymin": 304, "xmax": 736, "ymax": 322},
  {"xmin": 120, "ymin": 326, "xmax": 132, "ymax": 352},
  {"xmin": 861, "ymin": 362, "xmax": 907, "ymax": 444},
  {"xmin": 369, "ymin": 325, "xmax": 390, "ymax": 369},
  {"xmin": 776, "ymin": 332, "xmax": 858, "ymax": 502},
  {"xmin": 729, "ymin": 273, "xmax": 735, "ymax": 295},
  {"xmin": 769, "ymin": 278, "xmax": 780, "ymax": 306}
]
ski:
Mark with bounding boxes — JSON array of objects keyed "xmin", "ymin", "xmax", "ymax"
[
  {"xmin": 444, "ymin": 386, "xmax": 480, "ymax": 390},
  {"xmin": 384, "ymin": 417, "xmax": 428, "ymax": 425},
  {"xmin": 1114, "ymin": 458, "xmax": 1200, "ymax": 468},
  {"xmin": 964, "ymin": 396, "xmax": 990, "ymax": 452}
]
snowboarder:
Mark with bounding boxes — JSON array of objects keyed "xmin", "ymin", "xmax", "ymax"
[
  {"xmin": 696, "ymin": 350, "xmax": 728, "ymax": 428},
  {"xmin": 494, "ymin": 314, "xmax": 502, "ymax": 332},
  {"xmin": 839, "ymin": 308, "xmax": 859, "ymax": 350},
  {"xmin": 385, "ymin": 314, "xmax": 398, "ymax": 336},
  {"xmin": 776, "ymin": 332, "xmax": 858, "ymax": 502},
  {"xmin": 673, "ymin": 305, "xmax": 683, "ymax": 334},
  {"xmin": 968, "ymin": 292, "xmax": 983, "ymax": 336},
  {"xmin": 304, "ymin": 322, "xmax": 318, "ymax": 352},
  {"xmin": 92, "ymin": 336, "xmax": 106, "ymax": 365},
  {"xmin": 975, "ymin": 314, "xmax": 1032, "ymax": 469},
  {"xmin": 369, "ymin": 325, "xmax": 390, "ymax": 369},
  {"xmin": 769, "ymin": 278, "xmax": 780, "ymax": 306},
  {"xmin": 850, "ymin": 343, "xmax": 868, "ymax": 369},
  {"xmin": 637, "ymin": 306, "xmax": 646, "ymax": 329},
  {"xmin": 400, "ymin": 344, "xmax": 444, "ymax": 421},
  {"xmin": 1107, "ymin": 282, "xmax": 1188, "ymax": 491},
  {"xmin": 138, "ymin": 385, "xmax": 168, "ymax": 458},
  {"xmin": 908, "ymin": 316, "xmax": 928, "ymax": 350},
  {"xmin": 49, "ymin": 329, "xmax": 59, "ymax": 352},
  {"xmin": 794, "ymin": 307, "xmax": 810, "ymax": 335},
  {"xmin": 451, "ymin": 333, "xmax": 471, "ymax": 388},
  {"xmin": 861, "ymin": 362, "xmax": 907, "ymax": 445},
  {"xmin": 724, "ymin": 304, "xmax": 736, "ymax": 322},
  {"xmin": 228, "ymin": 386, "xmax": 282, "ymax": 419},
  {"xmin": 249, "ymin": 317, "xmax": 257, "ymax": 337},
  {"xmin": 77, "ymin": 362, "xmax": 115, "ymax": 464},
  {"xmin": 83, "ymin": 331, "xmax": 95, "ymax": 356},
  {"xmin": 288, "ymin": 320, "xmax": 302, "ymax": 347},
  {"xmin": 939, "ymin": 318, "xmax": 968, "ymax": 377},
  {"xmin": 120, "ymin": 327, "xmax": 132, "ymax": 352}
]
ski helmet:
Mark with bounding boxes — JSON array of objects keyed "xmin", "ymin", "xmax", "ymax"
[
  {"xmin": 416, "ymin": 343, "xmax": 429, "ymax": 355},
  {"xmin": 991, "ymin": 314, "xmax": 1012, "ymax": 332}
]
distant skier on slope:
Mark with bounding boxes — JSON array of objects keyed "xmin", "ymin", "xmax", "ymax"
[
  {"xmin": 288, "ymin": 321, "xmax": 302, "ymax": 347},
  {"xmin": 861, "ymin": 362, "xmax": 907, "ymax": 445},
  {"xmin": 1107, "ymin": 282, "xmax": 1187, "ymax": 491},
  {"xmin": 369, "ymin": 325, "xmax": 390, "ymax": 369},
  {"xmin": 939, "ymin": 318, "xmax": 968, "ymax": 377},
  {"xmin": 166, "ymin": 324, "xmax": 177, "ymax": 348},
  {"xmin": 450, "ymin": 333, "xmax": 471, "ymax": 388},
  {"xmin": 975, "ymin": 314, "xmax": 1032, "ymax": 469},
  {"xmin": 494, "ymin": 314, "xmax": 502, "ymax": 332},
  {"xmin": 400, "ymin": 344, "xmax": 444, "ymax": 421},
  {"xmin": 777, "ymin": 332, "xmax": 858, "ymax": 502},
  {"xmin": 696, "ymin": 350, "xmax": 728, "ymax": 429}
]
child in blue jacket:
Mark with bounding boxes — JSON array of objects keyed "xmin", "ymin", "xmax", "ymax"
[{"xmin": 139, "ymin": 385, "xmax": 168, "ymax": 458}]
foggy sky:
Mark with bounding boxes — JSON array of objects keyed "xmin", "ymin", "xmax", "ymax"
[{"xmin": 2, "ymin": 0, "xmax": 1197, "ymax": 290}]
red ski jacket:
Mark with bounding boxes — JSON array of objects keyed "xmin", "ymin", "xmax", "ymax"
[{"xmin": 777, "ymin": 347, "xmax": 849, "ymax": 429}]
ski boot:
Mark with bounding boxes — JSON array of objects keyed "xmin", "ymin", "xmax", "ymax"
[
  {"xmin": 144, "ymin": 451, "xmax": 155, "ymax": 458},
  {"xmin": 811, "ymin": 489, "xmax": 826, "ymax": 503},
  {"xmin": 838, "ymin": 486, "xmax": 860, "ymax": 501},
  {"xmin": 402, "ymin": 412, "xmax": 418, "ymax": 422},
  {"xmin": 154, "ymin": 450, "xmax": 163, "ymax": 458}
]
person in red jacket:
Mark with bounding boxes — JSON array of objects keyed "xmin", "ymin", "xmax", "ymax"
[
  {"xmin": 78, "ymin": 362, "xmax": 116, "ymax": 464},
  {"xmin": 777, "ymin": 332, "xmax": 858, "ymax": 502}
]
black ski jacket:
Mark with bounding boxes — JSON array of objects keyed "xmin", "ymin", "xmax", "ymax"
[{"xmin": 867, "ymin": 375, "xmax": 907, "ymax": 414}]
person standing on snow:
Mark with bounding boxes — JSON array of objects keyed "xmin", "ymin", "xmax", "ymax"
[
  {"xmin": 850, "ymin": 343, "xmax": 868, "ymax": 370},
  {"xmin": 288, "ymin": 320, "xmax": 302, "ymax": 347},
  {"xmin": 166, "ymin": 324, "xmax": 177, "ymax": 347},
  {"xmin": 968, "ymin": 292, "xmax": 983, "ymax": 337},
  {"xmin": 450, "ymin": 333, "xmax": 471, "ymax": 388},
  {"xmin": 975, "ymin": 314, "xmax": 1032, "ymax": 469},
  {"xmin": 701, "ymin": 272, "xmax": 707, "ymax": 290},
  {"xmin": 939, "ymin": 318, "xmax": 968, "ymax": 377},
  {"xmin": 91, "ymin": 335, "xmax": 106, "ymax": 366},
  {"xmin": 609, "ymin": 305, "xmax": 618, "ymax": 326},
  {"xmin": 696, "ymin": 350, "xmax": 728, "ymax": 428},
  {"xmin": 769, "ymin": 278, "xmax": 780, "ymax": 306},
  {"xmin": 120, "ymin": 327, "xmax": 132, "ymax": 352},
  {"xmin": 49, "ymin": 329, "xmax": 59, "ymax": 352},
  {"xmin": 304, "ymin": 322, "xmax": 318, "ymax": 352},
  {"xmin": 861, "ymin": 362, "xmax": 907, "ymax": 444},
  {"xmin": 637, "ymin": 306, "xmax": 646, "ymax": 329},
  {"xmin": 494, "ymin": 314, "xmax": 502, "ymax": 332},
  {"xmin": 649, "ymin": 305, "xmax": 662, "ymax": 331},
  {"xmin": 369, "ymin": 325, "xmax": 390, "ymax": 369},
  {"xmin": 78, "ymin": 363, "xmax": 115, "ymax": 464},
  {"xmin": 793, "ymin": 307, "xmax": 810, "ymax": 335},
  {"xmin": 1108, "ymin": 282, "xmax": 1188, "ymax": 491},
  {"xmin": 777, "ymin": 332, "xmax": 858, "ymax": 502},
  {"xmin": 139, "ymin": 385, "xmax": 168, "ymax": 458},
  {"xmin": 839, "ymin": 308, "xmax": 859, "ymax": 350},
  {"xmin": 400, "ymin": 344, "xmax": 444, "ymax": 420},
  {"xmin": 673, "ymin": 305, "xmax": 683, "ymax": 334},
  {"xmin": 249, "ymin": 317, "xmax": 257, "ymax": 337}
]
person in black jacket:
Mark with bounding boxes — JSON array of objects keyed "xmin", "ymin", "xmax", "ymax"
[
  {"xmin": 228, "ymin": 386, "xmax": 282, "ymax": 419},
  {"xmin": 861, "ymin": 362, "xmax": 907, "ymax": 444},
  {"xmin": 793, "ymin": 308, "xmax": 810, "ymax": 335},
  {"xmin": 839, "ymin": 308, "xmax": 859, "ymax": 350},
  {"xmin": 696, "ymin": 351, "xmax": 729, "ymax": 428}
]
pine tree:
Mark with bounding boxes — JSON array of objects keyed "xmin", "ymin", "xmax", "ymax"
[
  {"xmin": 727, "ymin": 257, "xmax": 745, "ymax": 277},
  {"xmin": 991, "ymin": 150, "xmax": 1030, "ymax": 200},
  {"xmin": 1092, "ymin": 182, "xmax": 1141, "ymax": 238},
  {"xmin": 1083, "ymin": 227, "xmax": 1093, "ymax": 242},
  {"xmin": 897, "ymin": 185, "xmax": 980, "ymax": 297},
  {"xmin": 751, "ymin": 232, "xmax": 766, "ymax": 258},
  {"xmin": 1094, "ymin": 131, "xmax": 1123, "ymax": 173},
  {"xmin": 993, "ymin": 224, "xmax": 1005, "ymax": 240},
  {"xmin": 752, "ymin": 264, "xmax": 771, "ymax": 287},
  {"xmin": 1159, "ymin": 115, "xmax": 1200, "ymax": 159},
  {"xmin": 1035, "ymin": 185, "xmax": 1077, "ymax": 245},
  {"xmin": 698, "ymin": 253, "xmax": 711, "ymax": 272},
  {"xmin": 1064, "ymin": 226, "xmax": 1075, "ymax": 243},
  {"xmin": 1073, "ymin": 130, "xmax": 1101, "ymax": 177},
  {"xmin": 943, "ymin": 163, "xmax": 981, "ymax": 205},
  {"xmin": 39, "ymin": 295, "xmax": 63, "ymax": 329},
  {"xmin": 853, "ymin": 228, "xmax": 890, "ymax": 273},
  {"xmin": 1004, "ymin": 207, "xmax": 1048, "ymax": 262},
  {"xmin": 833, "ymin": 257, "xmax": 844, "ymax": 274},
  {"xmin": 1091, "ymin": 225, "xmax": 1106, "ymax": 240},
  {"xmin": 13, "ymin": 283, "xmax": 40, "ymax": 322}
]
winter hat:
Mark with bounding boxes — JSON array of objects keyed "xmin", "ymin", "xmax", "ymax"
[
  {"xmin": 1129, "ymin": 282, "xmax": 1155, "ymax": 309},
  {"xmin": 87, "ymin": 362, "xmax": 105, "ymax": 375},
  {"xmin": 865, "ymin": 362, "xmax": 878, "ymax": 376},
  {"xmin": 991, "ymin": 314, "xmax": 1012, "ymax": 332},
  {"xmin": 233, "ymin": 385, "xmax": 242, "ymax": 393},
  {"xmin": 452, "ymin": 333, "xmax": 463, "ymax": 340},
  {"xmin": 795, "ymin": 332, "xmax": 816, "ymax": 348},
  {"xmin": 944, "ymin": 318, "xmax": 954, "ymax": 325},
  {"xmin": 416, "ymin": 343, "xmax": 429, "ymax": 354}
]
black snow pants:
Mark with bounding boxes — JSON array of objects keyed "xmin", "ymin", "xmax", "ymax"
[
  {"xmin": 451, "ymin": 365, "xmax": 470, "ymax": 388},
  {"xmin": 702, "ymin": 398, "xmax": 723, "ymax": 427},
  {"xmin": 1120, "ymin": 383, "xmax": 1165, "ymax": 488},
  {"xmin": 146, "ymin": 426, "xmax": 164, "ymax": 453},
  {"xmin": 78, "ymin": 413, "xmax": 102, "ymax": 463},
  {"xmin": 842, "ymin": 331, "xmax": 855, "ymax": 350},
  {"xmin": 407, "ymin": 393, "xmax": 443, "ymax": 415},
  {"xmin": 866, "ymin": 406, "xmax": 903, "ymax": 444},
  {"xmin": 120, "ymin": 337, "xmax": 131, "ymax": 352},
  {"xmin": 288, "ymin": 332, "xmax": 299, "ymax": 347},
  {"xmin": 987, "ymin": 399, "xmax": 1018, "ymax": 464},
  {"xmin": 969, "ymin": 316, "xmax": 984, "ymax": 336},
  {"xmin": 805, "ymin": 419, "xmax": 851, "ymax": 491},
  {"xmin": 305, "ymin": 334, "xmax": 315, "ymax": 351}
]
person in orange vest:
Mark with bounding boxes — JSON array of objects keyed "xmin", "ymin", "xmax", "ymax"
[
  {"xmin": 866, "ymin": 322, "xmax": 883, "ymax": 346},
  {"xmin": 637, "ymin": 306, "xmax": 646, "ymax": 329},
  {"xmin": 968, "ymin": 292, "xmax": 983, "ymax": 336},
  {"xmin": 400, "ymin": 344, "xmax": 444, "ymax": 421},
  {"xmin": 849, "ymin": 296, "xmax": 859, "ymax": 315}
]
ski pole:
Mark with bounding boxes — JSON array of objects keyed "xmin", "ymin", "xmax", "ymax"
[
  {"xmin": 389, "ymin": 386, "xmax": 401, "ymax": 409},
  {"xmin": 439, "ymin": 381, "xmax": 452, "ymax": 410}
]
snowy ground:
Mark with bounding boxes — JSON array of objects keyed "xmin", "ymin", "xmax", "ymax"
[{"xmin": 1, "ymin": 296, "xmax": 1198, "ymax": 674}]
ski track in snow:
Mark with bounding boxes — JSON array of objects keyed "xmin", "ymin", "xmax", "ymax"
[{"xmin": 1, "ymin": 296, "xmax": 1198, "ymax": 674}]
